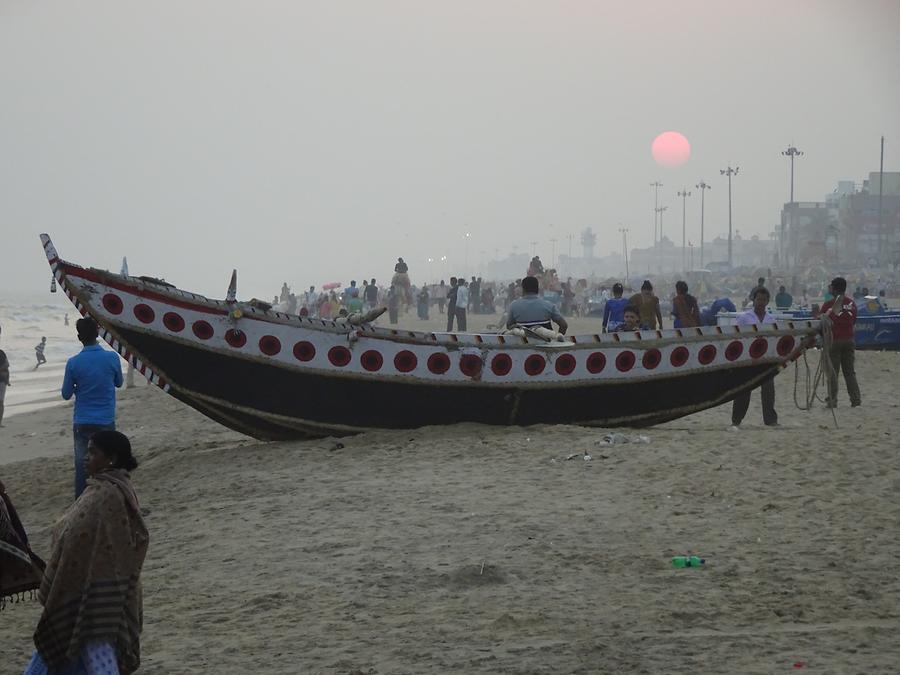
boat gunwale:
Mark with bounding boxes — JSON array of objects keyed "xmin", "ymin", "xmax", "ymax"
[{"xmin": 54, "ymin": 257, "xmax": 820, "ymax": 352}]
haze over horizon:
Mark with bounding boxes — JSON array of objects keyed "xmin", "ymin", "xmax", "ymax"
[{"xmin": 2, "ymin": 0, "xmax": 898, "ymax": 298}]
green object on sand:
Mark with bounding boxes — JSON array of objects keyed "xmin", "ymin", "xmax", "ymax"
[{"xmin": 671, "ymin": 555, "xmax": 705, "ymax": 568}]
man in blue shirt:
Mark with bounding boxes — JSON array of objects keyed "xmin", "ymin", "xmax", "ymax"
[
  {"xmin": 507, "ymin": 276, "xmax": 568, "ymax": 334},
  {"xmin": 61, "ymin": 318, "xmax": 123, "ymax": 498},
  {"xmin": 602, "ymin": 283, "xmax": 629, "ymax": 332}
]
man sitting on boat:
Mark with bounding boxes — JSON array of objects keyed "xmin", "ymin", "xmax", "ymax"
[{"xmin": 507, "ymin": 276, "xmax": 568, "ymax": 334}]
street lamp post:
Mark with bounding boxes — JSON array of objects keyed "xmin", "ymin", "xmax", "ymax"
[
  {"xmin": 781, "ymin": 145, "xmax": 803, "ymax": 266},
  {"xmin": 618, "ymin": 226, "xmax": 630, "ymax": 281},
  {"xmin": 720, "ymin": 166, "xmax": 740, "ymax": 268},
  {"xmin": 781, "ymin": 145, "xmax": 803, "ymax": 203},
  {"xmin": 550, "ymin": 238, "xmax": 557, "ymax": 270},
  {"xmin": 695, "ymin": 180, "xmax": 711, "ymax": 269},
  {"xmin": 650, "ymin": 181, "xmax": 663, "ymax": 247},
  {"xmin": 655, "ymin": 206, "xmax": 668, "ymax": 272},
  {"xmin": 464, "ymin": 232, "xmax": 471, "ymax": 276},
  {"xmin": 677, "ymin": 188, "xmax": 692, "ymax": 272}
]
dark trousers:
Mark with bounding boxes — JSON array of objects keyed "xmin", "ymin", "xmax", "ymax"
[
  {"xmin": 732, "ymin": 377, "xmax": 777, "ymax": 426},
  {"xmin": 827, "ymin": 339, "xmax": 861, "ymax": 406},
  {"xmin": 455, "ymin": 308, "xmax": 467, "ymax": 332},
  {"xmin": 74, "ymin": 422, "xmax": 116, "ymax": 498},
  {"xmin": 446, "ymin": 305, "xmax": 456, "ymax": 331}
]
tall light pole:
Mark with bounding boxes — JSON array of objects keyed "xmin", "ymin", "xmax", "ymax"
[
  {"xmin": 677, "ymin": 188, "xmax": 692, "ymax": 272},
  {"xmin": 650, "ymin": 181, "xmax": 663, "ymax": 247},
  {"xmin": 695, "ymin": 180, "xmax": 711, "ymax": 269},
  {"xmin": 781, "ymin": 145, "xmax": 803, "ymax": 203},
  {"xmin": 530, "ymin": 241, "xmax": 538, "ymax": 257},
  {"xmin": 720, "ymin": 166, "xmax": 739, "ymax": 268},
  {"xmin": 550, "ymin": 238, "xmax": 557, "ymax": 269},
  {"xmin": 618, "ymin": 225, "xmax": 630, "ymax": 281},
  {"xmin": 878, "ymin": 135, "xmax": 885, "ymax": 266},
  {"xmin": 464, "ymin": 231, "xmax": 471, "ymax": 276},
  {"xmin": 567, "ymin": 233, "xmax": 573, "ymax": 259},
  {"xmin": 781, "ymin": 145, "xmax": 803, "ymax": 267},
  {"xmin": 655, "ymin": 206, "xmax": 668, "ymax": 272}
]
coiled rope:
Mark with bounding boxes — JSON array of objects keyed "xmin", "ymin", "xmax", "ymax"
[{"xmin": 793, "ymin": 313, "xmax": 838, "ymax": 427}]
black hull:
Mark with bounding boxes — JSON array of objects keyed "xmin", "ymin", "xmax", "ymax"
[{"xmin": 117, "ymin": 326, "xmax": 777, "ymax": 440}]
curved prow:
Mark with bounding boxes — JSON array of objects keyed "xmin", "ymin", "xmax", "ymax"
[{"xmin": 40, "ymin": 234, "xmax": 60, "ymax": 264}]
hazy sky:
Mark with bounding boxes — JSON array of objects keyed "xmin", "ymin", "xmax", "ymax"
[{"xmin": 2, "ymin": 1, "xmax": 899, "ymax": 297}]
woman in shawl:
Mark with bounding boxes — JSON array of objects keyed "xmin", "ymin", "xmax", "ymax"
[
  {"xmin": 1, "ymin": 479, "xmax": 44, "ymax": 609},
  {"xmin": 23, "ymin": 431, "xmax": 149, "ymax": 675}
]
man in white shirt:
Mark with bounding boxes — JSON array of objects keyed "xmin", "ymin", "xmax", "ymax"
[
  {"xmin": 454, "ymin": 279, "xmax": 469, "ymax": 332},
  {"xmin": 305, "ymin": 286, "xmax": 318, "ymax": 316},
  {"xmin": 731, "ymin": 287, "xmax": 778, "ymax": 428}
]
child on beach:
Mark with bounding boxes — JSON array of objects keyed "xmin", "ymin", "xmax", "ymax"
[
  {"xmin": 33, "ymin": 337, "xmax": 47, "ymax": 370},
  {"xmin": 618, "ymin": 305, "xmax": 641, "ymax": 332}
]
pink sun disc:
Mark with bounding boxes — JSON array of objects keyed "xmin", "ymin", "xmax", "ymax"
[{"xmin": 652, "ymin": 131, "xmax": 691, "ymax": 167}]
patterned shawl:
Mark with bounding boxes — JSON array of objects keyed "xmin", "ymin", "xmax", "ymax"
[
  {"xmin": 34, "ymin": 469, "xmax": 149, "ymax": 673},
  {"xmin": 0, "ymin": 490, "xmax": 44, "ymax": 608}
]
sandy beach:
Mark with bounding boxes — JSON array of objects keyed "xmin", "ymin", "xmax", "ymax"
[{"xmin": 1, "ymin": 309, "xmax": 898, "ymax": 673}]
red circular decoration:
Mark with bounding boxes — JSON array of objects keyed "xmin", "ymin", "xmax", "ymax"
[
  {"xmin": 394, "ymin": 350, "xmax": 417, "ymax": 372},
  {"xmin": 524, "ymin": 354, "xmax": 546, "ymax": 376},
  {"xmin": 328, "ymin": 345, "xmax": 352, "ymax": 366},
  {"xmin": 615, "ymin": 351, "xmax": 636, "ymax": 372},
  {"xmin": 459, "ymin": 354, "xmax": 483, "ymax": 377},
  {"xmin": 777, "ymin": 335, "xmax": 796, "ymax": 357},
  {"xmin": 670, "ymin": 346, "xmax": 690, "ymax": 367},
  {"xmin": 586, "ymin": 352, "xmax": 606, "ymax": 374},
  {"xmin": 102, "ymin": 293, "xmax": 123, "ymax": 315},
  {"xmin": 749, "ymin": 338, "xmax": 769, "ymax": 359},
  {"xmin": 641, "ymin": 349, "xmax": 662, "ymax": 370},
  {"xmin": 491, "ymin": 353, "xmax": 512, "ymax": 376},
  {"xmin": 360, "ymin": 350, "xmax": 384, "ymax": 372},
  {"xmin": 192, "ymin": 320, "xmax": 214, "ymax": 340},
  {"xmin": 427, "ymin": 353, "xmax": 451, "ymax": 374},
  {"xmin": 293, "ymin": 341, "xmax": 316, "ymax": 361},
  {"xmin": 698, "ymin": 344, "xmax": 717, "ymax": 365},
  {"xmin": 225, "ymin": 329, "xmax": 247, "ymax": 348},
  {"xmin": 725, "ymin": 341, "xmax": 744, "ymax": 361},
  {"xmin": 163, "ymin": 312, "xmax": 185, "ymax": 332},
  {"xmin": 133, "ymin": 303, "xmax": 155, "ymax": 324},
  {"xmin": 555, "ymin": 353, "xmax": 576, "ymax": 376},
  {"xmin": 259, "ymin": 335, "xmax": 282, "ymax": 356}
]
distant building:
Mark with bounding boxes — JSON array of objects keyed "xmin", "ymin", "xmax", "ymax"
[
  {"xmin": 836, "ymin": 171, "xmax": 900, "ymax": 267},
  {"xmin": 629, "ymin": 234, "xmax": 775, "ymax": 273}
]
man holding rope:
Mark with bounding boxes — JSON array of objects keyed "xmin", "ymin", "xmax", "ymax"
[{"xmin": 820, "ymin": 276, "xmax": 861, "ymax": 408}]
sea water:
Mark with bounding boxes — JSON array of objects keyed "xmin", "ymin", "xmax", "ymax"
[{"xmin": 0, "ymin": 292, "xmax": 95, "ymax": 418}]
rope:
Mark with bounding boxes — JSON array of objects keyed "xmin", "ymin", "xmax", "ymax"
[{"xmin": 793, "ymin": 314, "xmax": 838, "ymax": 427}]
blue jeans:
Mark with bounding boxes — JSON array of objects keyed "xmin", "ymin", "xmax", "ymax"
[{"xmin": 74, "ymin": 423, "xmax": 115, "ymax": 498}]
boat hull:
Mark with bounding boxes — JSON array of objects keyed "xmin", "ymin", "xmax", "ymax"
[
  {"xmin": 115, "ymin": 324, "xmax": 781, "ymax": 438},
  {"xmin": 41, "ymin": 234, "xmax": 819, "ymax": 441}
]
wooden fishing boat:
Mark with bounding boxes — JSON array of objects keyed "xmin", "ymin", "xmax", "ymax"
[{"xmin": 42, "ymin": 234, "xmax": 818, "ymax": 440}]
